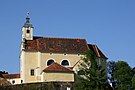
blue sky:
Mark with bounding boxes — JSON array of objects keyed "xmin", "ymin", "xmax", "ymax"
[{"xmin": 0, "ymin": 0, "xmax": 135, "ymax": 73}]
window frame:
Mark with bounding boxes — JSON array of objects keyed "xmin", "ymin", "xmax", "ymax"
[
  {"xmin": 46, "ymin": 59, "xmax": 55, "ymax": 66},
  {"xmin": 61, "ymin": 59, "xmax": 70, "ymax": 66},
  {"xmin": 30, "ymin": 69, "xmax": 34, "ymax": 76}
]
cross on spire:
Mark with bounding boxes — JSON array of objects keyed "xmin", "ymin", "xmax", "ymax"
[{"xmin": 27, "ymin": 12, "xmax": 29, "ymax": 17}]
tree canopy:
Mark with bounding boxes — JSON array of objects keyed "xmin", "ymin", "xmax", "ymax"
[
  {"xmin": 132, "ymin": 75, "xmax": 135, "ymax": 89},
  {"xmin": 75, "ymin": 50, "xmax": 108, "ymax": 90},
  {"xmin": 108, "ymin": 61, "xmax": 132, "ymax": 90},
  {"xmin": 74, "ymin": 50, "xmax": 135, "ymax": 90}
]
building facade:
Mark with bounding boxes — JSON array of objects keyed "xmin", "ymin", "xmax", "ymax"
[{"xmin": 2, "ymin": 16, "xmax": 107, "ymax": 86}]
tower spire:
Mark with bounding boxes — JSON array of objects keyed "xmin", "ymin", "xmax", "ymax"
[
  {"xmin": 27, "ymin": 12, "xmax": 29, "ymax": 17},
  {"xmin": 26, "ymin": 12, "xmax": 30, "ymax": 23},
  {"xmin": 22, "ymin": 12, "xmax": 34, "ymax": 41},
  {"xmin": 23, "ymin": 12, "xmax": 33, "ymax": 28}
]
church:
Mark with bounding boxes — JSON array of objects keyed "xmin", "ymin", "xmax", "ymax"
[{"xmin": 2, "ymin": 15, "xmax": 107, "ymax": 85}]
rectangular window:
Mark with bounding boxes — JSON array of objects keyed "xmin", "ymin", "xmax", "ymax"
[{"xmin": 30, "ymin": 69, "xmax": 34, "ymax": 76}]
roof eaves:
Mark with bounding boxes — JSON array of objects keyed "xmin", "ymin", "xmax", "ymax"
[{"xmin": 43, "ymin": 62, "xmax": 74, "ymax": 73}]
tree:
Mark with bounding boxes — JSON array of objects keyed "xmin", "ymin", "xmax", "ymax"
[
  {"xmin": 132, "ymin": 67, "xmax": 135, "ymax": 77},
  {"xmin": 77, "ymin": 50, "xmax": 108, "ymax": 90},
  {"xmin": 132, "ymin": 75, "xmax": 135, "ymax": 89},
  {"xmin": 74, "ymin": 75, "xmax": 88, "ymax": 90},
  {"xmin": 113, "ymin": 61, "xmax": 132, "ymax": 90},
  {"xmin": 131, "ymin": 67, "xmax": 135, "ymax": 90}
]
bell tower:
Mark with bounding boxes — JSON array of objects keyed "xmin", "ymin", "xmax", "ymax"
[
  {"xmin": 22, "ymin": 13, "xmax": 33, "ymax": 41},
  {"xmin": 20, "ymin": 13, "xmax": 34, "ymax": 83}
]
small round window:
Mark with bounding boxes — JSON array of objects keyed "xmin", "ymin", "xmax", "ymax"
[
  {"xmin": 61, "ymin": 60, "xmax": 69, "ymax": 66},
  {"xmin": 47, "ymin": 59, "xmax": 54, "ymax": 66}
]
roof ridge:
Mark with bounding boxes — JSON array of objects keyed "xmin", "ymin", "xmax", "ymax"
[
  {"xmin": 53, "ymin": 62, "xmax": 73, "ymax": 71},
  {"xmin": 43, "ymin": 62, "xmax": 73, "ymax": 72},
  {"xmin": 88, "ymin": 44, "xmax": 108, "ymax": 59},
  {"xmin": 33, "ymin": 36, "xmax": 86, "ymax": 40}
]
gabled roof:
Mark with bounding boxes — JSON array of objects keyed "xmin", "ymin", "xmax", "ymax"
[
  {"xmin": 25, "ymin": 36, "xmax": 89, "ymax": 53},
  {"xmin": 88, "ymin": 44, "xmax": 108, "ymax": 59},
  {"xmin": 24, "ymin": 36, "xmax": 107, "ymax": 59},
  {"xmin": 43, "ymin": 62, "xmax": 73, "ymax": 73},
  {"xmin": 2, "ymin": 74, "xmax": 20, "ymax": 79}
]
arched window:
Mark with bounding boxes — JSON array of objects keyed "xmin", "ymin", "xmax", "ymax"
[
  {"xmin": 61, "ymin": 60, "xmax": 69, "ymax": 66},
  {"xmin": 27, "ymin": 29, "xmax": 30, "ymax": 33},
  {"xmin": 47, "ymin": 59, "xmax": 54, "ymax": 66},
  {"xmin": 12, "ymin": 80, "xmax": 15, "ymax": 84}
]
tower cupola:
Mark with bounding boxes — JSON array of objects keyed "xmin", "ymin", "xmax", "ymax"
[
  {"xmin": 22, "ymin": 13, "xmax": 33, "ymax": 41},
  {"xmin": 23, "ymin": 15, "xmax": 33, "ymax": 28}
]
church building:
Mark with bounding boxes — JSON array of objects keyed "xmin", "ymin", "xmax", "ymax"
[{"xmin": 2, "ymin": 15, "xmax": 107, "ymax": 85}]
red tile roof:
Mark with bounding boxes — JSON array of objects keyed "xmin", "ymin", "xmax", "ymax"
[
  {"xmin": 2, "ymin": 74, "xmax": 20, "ymax": 79},
  {"xmin": 25, "ymin": 36, "xmax": 89, "ymax": 53},
  {"xmin": 88, "ymin": 44, "xmax": 108, "ymax": 59},
  {"xmin": 24, "ymin": 36, "xmax": 107, "ymax": 59},
  {"xmin": 43, "ymin": 62, "xmax": 74, "ymax": 73},
  {"xmin": 67, "ymin": 67, "xmax": 74, "ymax": 70}
]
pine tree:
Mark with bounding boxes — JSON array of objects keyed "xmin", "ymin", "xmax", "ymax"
[{"xmin": 77, "ymin": 50, "xmax": 107, "ymax": 90}]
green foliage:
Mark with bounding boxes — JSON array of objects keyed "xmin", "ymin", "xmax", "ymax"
[
  {"xmin": 74, "ymin": 75, "xmax": 87, "ymax": 90},
  {"xmin": 108, "ymin": 61, "xmax": 132, "ymax": 90},
  {"xmin": 132, "ymin": 67, "xmax": 135, "ymax": 76},
  {"xmin": 76, "ymin": 50, "xmax": 108, "ymax": 90},
  {"xmin": 132, "ymin": 75, "xmax": 135, "ymax": 89},
  {"xmin": 114, "ymin": 61, "xmax": 132, "ymax": 90},
  {"xmin": 0, "ymin": 82, "xmax": 70, "ymax": 90}
]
